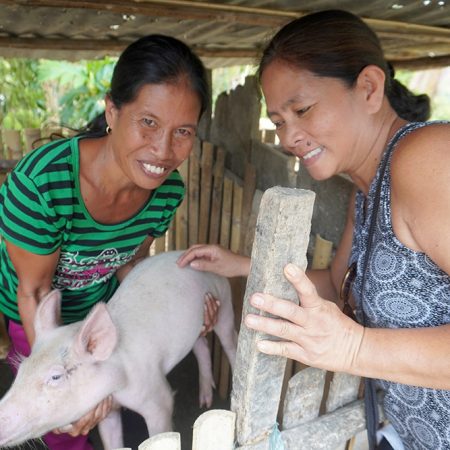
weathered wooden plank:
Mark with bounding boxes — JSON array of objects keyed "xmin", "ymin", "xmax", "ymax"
[
  {"xmin": 326, "ymin": 373, "xmax": 361, "ymax": 413},
  {"xmin": 231, "ymin": 186, "xmax": 315, "ymax": 448},
  {"xmin": 281, "ymin": 394, "xmax": 385, "ymax": 450},
  {"xmin": 219, "ymin": 181, "xmax": 244, "ymax": 399},
  {"xmin": 241, "ymin": 189, "xmax": 263, "ymax": 257},
  {"xmin": 198, "ymin": 141, "xmax": 214, "ymax": 244},
  {"xmin": 175, "ymin": 158, "xmax": 189, "ymax": 250},
  {"xmin": 311, "ymin": 234, "xmax": 333, "ymax": 270},
  {"xmin": 239, "ymin": 163, "xmax": 256, "ymax": 254},
  {"xmin": 188, "ymin": 140, "xmax": 201, "ymax": 247},
  {"xmin": 214, "ymin": 175, "xmax": 233, "ymax": 389},
  {"xmin": 230, "ymin": 182, "xmax": 243, "ymax": 254},
  {"xmin": 219, "ymin": 176, "xmax": 233, "ymax": 248},
  {"xmin": 282, "ymin": 367, "xmax": 327, "ymax": 430},
  {"xmin": 209, "ymin": 147, "xmax": 226, "ymax": 245},
  {"xmin": 154, "ymin": 235, "xmax": 166, "ymax": 255},
  {"xmin": 192, "ymin": 409, "xmax": 236, "ymax": 450}
]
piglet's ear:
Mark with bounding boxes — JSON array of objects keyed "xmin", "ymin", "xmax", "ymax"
[
  {"xmin": 34, "ymin": 290, "xmax": 62, "ymax": 338},
  {"xmin": 74, "ymin": 303, "xmax": 118, "ymax": 361}
]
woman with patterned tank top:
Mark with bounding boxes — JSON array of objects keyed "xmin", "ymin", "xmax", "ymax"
[
  {"xmin": 0, "ymin": 35, "xmax": 219, "ymax": 450},
  {"xmin": 177, "ymin": 10, "xmax": 450, "ymax": 450}
]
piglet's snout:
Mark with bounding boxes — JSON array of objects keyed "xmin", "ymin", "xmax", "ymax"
[{"xmin": 0, "ymin": 405, "xmax": 29, "ymax": 445}]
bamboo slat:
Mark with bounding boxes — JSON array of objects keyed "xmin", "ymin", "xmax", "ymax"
[
  {"xmin": 216, "ymin": 176, "xmax": 233, "ymax": 398},
  {"xmin": 311, "ymin": 233, "xmax": 333, "ymax": 270},
  {"xmin": 198, "ymin": 142, "xmax": 214, "ymax": 244},
  {"xmin": 175, "ymin": 159, "xmax": 189, "ymax": 250},
  {"xmin": 239, "ymin": 164, "xmax": 256, "ymax": 255},
  {"xmin": 154, "ymin": 235, "xmax": 166, "ymax": 255},
  {"xmin": 209, "ymin": 147, "xmax": 226, "ymax": 245},
  {"xmin": 188, "ymin": 141, "xmax": 201, "ymax": 247}
]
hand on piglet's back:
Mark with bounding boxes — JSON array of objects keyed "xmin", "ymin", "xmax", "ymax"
[
  {"xmin": 54, "ymin": 395, "xmax": 113, "ymax": 436},
  {"xmin": 177, "ymin": 244, "xmax": 250, "ymax": 278},
  {"xmin": 244, "ymin": 263, "xmax": 364, "ymax": 374}
]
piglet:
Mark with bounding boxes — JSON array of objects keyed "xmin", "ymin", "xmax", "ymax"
[{"xmin": 0, "ymin": 250, "xmax": 238, "ymax": 449}]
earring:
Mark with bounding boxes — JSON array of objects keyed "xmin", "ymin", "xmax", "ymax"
[{"xmin": 106, "ymin": 125, "xmax": 112, "ymax": 135}]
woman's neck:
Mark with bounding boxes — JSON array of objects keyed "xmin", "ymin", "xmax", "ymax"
[{"xmin": 349, "ymin": 111, "xmax": 406, "ymax": 195}]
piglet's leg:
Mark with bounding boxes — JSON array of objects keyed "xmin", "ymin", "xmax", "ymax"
[
  {"xmin": 140, "ymin": 375, "xmax": 174, "ymax": 436},
  {"xmin": 98, "ymin": 407, "xmax": 123, "ymax": 450},
  {"xmin": 193, "ymin": 336, "xmax": 215, "ymax": 408},
  {"xmin": 214, "ymin": 304, "xmax": 238, "ymax": 371}
]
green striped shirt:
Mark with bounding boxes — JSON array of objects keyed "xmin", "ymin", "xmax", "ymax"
[{"xmin": 0, "ymin": 136, "xmax": 184, "ymax": 324}]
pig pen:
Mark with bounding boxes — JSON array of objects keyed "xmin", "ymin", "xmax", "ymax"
[{"xmin": 0, "ymin": 349, "xmax": 230, "ymax": 450}]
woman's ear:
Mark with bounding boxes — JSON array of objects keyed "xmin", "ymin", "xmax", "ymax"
[
  {"xmin": 356, "ymin": 65, "xmax": 386, "ymax": 114},
  {"xmin": 104, "ymin": 94, "xmax": 117, "ymax": 128}
]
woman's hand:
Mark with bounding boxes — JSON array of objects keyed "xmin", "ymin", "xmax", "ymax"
[
  {"xmin": 54, "ymin": 396, "xmax": 113, "ymax": 436},
  {"xmin": 177, "ymin": 244, "xmax": 251, "ymax": 278},
  {"xmin": 201, "ymin": 292, "xmax": 220, "ymax": 336},
  {"xmin": 244, "ymin": 263, "xmax": 364, "ymax": 374}
]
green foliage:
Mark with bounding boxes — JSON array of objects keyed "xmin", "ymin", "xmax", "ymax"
[
  {"xmin": 0, "ymin": 58, "xmax": 48, "ymax": 129},
  {"xmin": 38, "ymin": 58, "xmax": 117, "ymax": 129}
]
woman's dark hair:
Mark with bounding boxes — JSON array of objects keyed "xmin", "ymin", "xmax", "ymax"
[
  {"xmin": 79, "ymin": 34, "xmax": 209, "ymax": 137},
  {"xmin": 258, "ymin": 9, "xmax": 430, "ymax": 122}
]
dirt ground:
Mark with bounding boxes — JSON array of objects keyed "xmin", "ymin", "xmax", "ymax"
[{"xmin": 0, "ymin": 350, "xmax": 231, "ymax": 450}]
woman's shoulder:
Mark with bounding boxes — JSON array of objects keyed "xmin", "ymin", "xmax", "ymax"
[
  {"xmin": 391, "ymin": 121, "xmax": 449, "ymax": 174},
  {"xmin": 14, "ymin": 136, "xmax": 76, "ymax": 179},
  {"xmin": 390, "ymin": 121, "xmax": 450, "ymax": 208}
]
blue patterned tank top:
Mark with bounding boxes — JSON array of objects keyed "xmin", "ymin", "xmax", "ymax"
[{"xmin": 350, "ymin": 121, "xmax": 450, "ymax": 450}]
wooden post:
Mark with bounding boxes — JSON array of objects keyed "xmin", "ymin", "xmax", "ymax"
[{"xmin": 231, "ymin": 186, "xmax": 315, "ymax": 448}]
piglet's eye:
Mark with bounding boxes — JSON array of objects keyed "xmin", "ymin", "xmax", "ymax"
[{"xmin": 46, "ymin": 366, "xmax": 66, "ymax": 386}]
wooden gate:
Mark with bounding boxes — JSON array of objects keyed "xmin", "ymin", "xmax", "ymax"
[{"xmin": 145, "ymin": 163, "xmax": 384, "ymax": 450}]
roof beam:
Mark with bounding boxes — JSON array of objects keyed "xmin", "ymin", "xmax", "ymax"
[
  {"xmin": 1, "ymin": 36, "xmax": 448, "ymax": 70},
  {"xmin": 0, "ymin": 36, "xmax": 258, "ymax": 58}
]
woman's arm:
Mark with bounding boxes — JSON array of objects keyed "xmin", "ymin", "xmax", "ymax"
[
  {"xmin": 115, "ymin": 236, "xmax": 154, "ymax": 282},
  {"xmin": 390, "ymin": 123, "xmax": 450, "ymax": 275},
  {"xmin": 6, "ymin": 240, "xmax": 113, "ymax": 435},
  {"xmin": 6, "ymin": 240, "xmax": 60, "ymax": 346}
]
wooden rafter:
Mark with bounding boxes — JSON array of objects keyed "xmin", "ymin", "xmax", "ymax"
[{"xmin": 0, "ymin": 0, "xmax": 449, "ymax": 68}]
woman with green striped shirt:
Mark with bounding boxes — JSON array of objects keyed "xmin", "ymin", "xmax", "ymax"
[{"xmin": 0, "ymin": 34, "xmax": 212, "ymax": 450}]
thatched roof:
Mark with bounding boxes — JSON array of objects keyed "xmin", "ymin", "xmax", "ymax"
[{"xmin": 0, "ymin": 0, "xmax": 449, "ymax": 70}]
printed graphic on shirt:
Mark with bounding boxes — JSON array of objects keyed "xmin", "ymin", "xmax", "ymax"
[{"xmin": 54, "ymin": 247, "xmax": 138, "ymax": 290}]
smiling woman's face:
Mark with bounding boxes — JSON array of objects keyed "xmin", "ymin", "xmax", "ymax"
[
  {"xmin": 261, "ymin": 60, "xmax": 369, "ymax": 181},
  {"xmin": 106, "ymin": 79, "xmax": 201, "ymax": 190}
]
